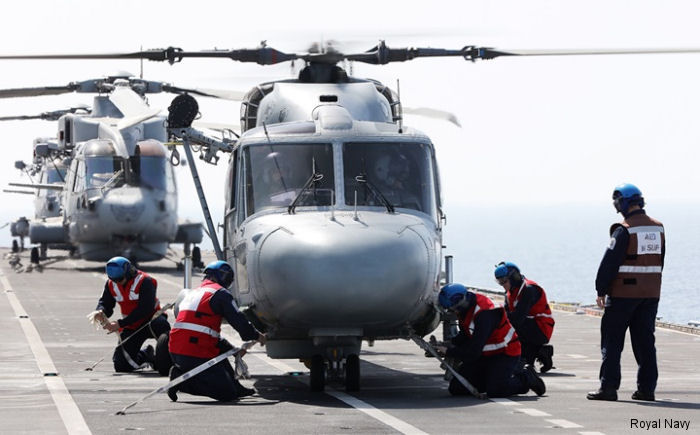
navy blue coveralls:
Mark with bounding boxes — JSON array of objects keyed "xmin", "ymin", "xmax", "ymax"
[
  {"xmin": 595, "ymin": 209, "xmax": 665, "ymax": 394},
  {"xmin": 170, "ymin": 289, "xmax": 259, "ymax": 401},
  {"xmin": 96, "ymin": 278, "xmax": 170, "ymax": 372},
  {"xmin": 446, "ymin": 309, "xmax": 529, "ymax": 397}
]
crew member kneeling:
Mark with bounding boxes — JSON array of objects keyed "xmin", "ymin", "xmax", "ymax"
[
  {"xmin": 436, "ymin": 284, "xmax": 545, "ymax": 398},
  {"xmin": 495, "ymin": 261, "xmax": 555, "ymax": 372},
  {"xmin": 168, "ymin": 260, "xmax": 266, "ymax": 402},
  {"xmin": 95, "ymin": 256, "xmax": 170, "ymax": 373}
]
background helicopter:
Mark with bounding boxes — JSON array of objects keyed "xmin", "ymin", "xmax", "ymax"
[
  {"xmin": 13, "ymin": 37, "xmax": 700, "ymax": 391},
  {"xmin": 0, "ymin": 74, "xmax": 230, "ymax": 264}
]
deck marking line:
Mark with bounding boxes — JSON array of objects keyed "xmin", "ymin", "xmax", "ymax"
[
  {"xmin": 517, "ymin": 408, "xmax": 551, "ymax": 417},
  {"xmin": 0, "ymin": 271, "xmax": 92, "ymax": 435},
  {"xmin": 547, "ymin": 419, "xmax": 583, "ymax": 428},
  {"xmin": 567, "ymin": 354, "xmax": 587, "ymax": 359},
  {"xmin": 490, "ymin": 398, "xmax": 521, "ymax": 406},
  {"xmin": 225, "ymin": 334, "xmax": 428, "ymax": 435},
  {"xmin": 579, "ymin": 432, "xmax": 607, "ymax": 435}
]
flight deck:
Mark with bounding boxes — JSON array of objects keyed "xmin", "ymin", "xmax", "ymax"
[{"xmin": 1, "ymin": 249, "xmax": 698, "ymax": 435}]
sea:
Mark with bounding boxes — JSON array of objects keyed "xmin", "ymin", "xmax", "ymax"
[{"xmin": 442, "ymin": 202, "xmax": 700, "ymax": 325}]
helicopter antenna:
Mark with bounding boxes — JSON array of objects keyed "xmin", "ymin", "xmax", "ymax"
[{"xmin": 396, "ymin": 79, "xmax": 403, "ymax": 134}]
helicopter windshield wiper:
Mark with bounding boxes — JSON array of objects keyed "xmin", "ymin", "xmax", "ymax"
[
  {"xmin": 288, "ymin": 172, "xmax": 324, "ymax": 214},
  {"xmin": 355, "ymin": 174, "xmax": 395, "ymax": 213}
]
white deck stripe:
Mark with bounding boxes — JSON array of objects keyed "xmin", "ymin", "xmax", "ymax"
[
  {"xmin": 518, "ymin": 408, "xmax": 552, "ymax": 417},
  {"xmin": 225, "ymin": 334, "xmax": 427, "ymax": 435},
  {"xmin": 547, "ymin": 419, "xmax": 583, "ymax": 428},
  {"xmin": 1, "ymin": 272, "xmax": 92, "ymax": 435}
]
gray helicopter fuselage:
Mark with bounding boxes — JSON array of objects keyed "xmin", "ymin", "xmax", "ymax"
[{"xmin": 225, "ymin": 98, "xmax": 443, "ymax": 360}]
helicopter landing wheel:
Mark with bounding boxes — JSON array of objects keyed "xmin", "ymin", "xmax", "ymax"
[
  {"xmin": 192, "ymin": 246, "xmax": 203, "ymax": 269},
  {"xmin": 345, "ymin": 354, "xmax": 360, "ymax": 392},
  {"xmin": 309, "ymin": 354, "xmax": 325, "ymax": 392},
  {"xmin": 30, "ymin": 247, "xmax": 40, "ymax": 264},
  {"xmin": 11, "ymin": 240, "xmax": 19, "ymax": 253}
]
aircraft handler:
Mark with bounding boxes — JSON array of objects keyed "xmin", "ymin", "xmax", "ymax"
[
  {"xmin": 436, "ymin": 284, "xmax": 545, "ymax": 398},
  {"xmin": 588, "ymin": 183, "xmax": 665, "ymax": 402},
  {"xmin": 167, "ymin": 260, "xmax": 266, "ymax": 402},
  {"xmin": 94, "ymin": 256, "xmax": 170, "ymax": 372},
  {"xmin": 494, "ymin": 261, "xmax": 555, "ymax": 372}
]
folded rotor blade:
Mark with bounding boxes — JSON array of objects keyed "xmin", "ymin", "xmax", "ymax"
[
  {"xmin": 402, "ymin": 107, "xmax": 461, "ymax": 127},
  {"xmin": 161, "ymin": 84, "xmax": 246, "ymax": 101},
  {"xmin": 0, "ymin": 85, "xmax": 77, "ymax": 98},
  {"xmin": 0, "ymin": 114, "xmax": 42, "ymax": 121},
  {"xmin": 8, "ymin": 182, "xmax": 63, "ymax": 191}
]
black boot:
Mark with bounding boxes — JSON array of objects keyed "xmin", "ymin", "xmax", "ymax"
[
  {"xmin": 522, "ymin": 364, "xmax": 546, "ymax": 396},
  {"xmin": 536, "ymin": 345, "xmax": 554, "ymax": 373},
  {"xmin": 586, "ymin": 388, "xmax": 617, "ymax": 401},
  {"xmin": 167, "ymin": 366, "xmax": 182, "ymax": 402},
  {"xmin": 631, "ymin": 390, "xmax": 655, "ymax": 401}
]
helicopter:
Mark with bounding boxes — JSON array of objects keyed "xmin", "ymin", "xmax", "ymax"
[
  {"xmin": 5, "ymin": 136, "xmax": 73, "ymax": 260},
  {"xmin": 0, "ymin": 73, "xmax": 221, "ymax": 264},
  {"xmin": 3, "ymin": 41, "xmax": 699, "ymax": 392}
]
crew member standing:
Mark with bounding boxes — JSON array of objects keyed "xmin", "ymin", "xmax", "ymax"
[
  {"xmin": 495, "ymin": 261, "xmax": 555, "ymax": 372},
  {"xmin": 168, "ymin": 260, "xmax": 266, "ymax": 402},
  {"xmin": 588, "ymin": 183, "xmax": 665, "ymax": 402},
  {"xmin": 436, "ymin": 283, "xmax": 546, "ymax": 398},
  {"xmin": 95, "ymin": 256, "xmax": 170, "ymax": 372}
]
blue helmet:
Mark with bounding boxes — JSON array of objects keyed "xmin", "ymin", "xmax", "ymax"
[
  {"xmin": 612, "ymin": 183, "xmax": 644, "ymax": 215},
  {"xmin": 438, "ymin": 283, "xmax": 475, "ymax": 311},
  {"xmin": 494, "ymin": 261, "xmax": 522, "ymax": 285},
  {"xmin": 105, "ymin": 256, "xmax": 132, "ymax": 281},
  {"xmin": 204, "ymin": 260, "xmax": 234, "ymax": 288}
]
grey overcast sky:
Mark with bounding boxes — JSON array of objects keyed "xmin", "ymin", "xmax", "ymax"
[{"xmin": 1, "ymin": 0, "xmax": 700, "ymax": 246}]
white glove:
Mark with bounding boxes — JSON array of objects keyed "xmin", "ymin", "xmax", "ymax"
[{"xmin": 87, "ymin": 310, "xmax": 108, "ymax": 330}]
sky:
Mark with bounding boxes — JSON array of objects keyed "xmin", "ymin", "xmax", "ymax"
[{"xmin": 1, "ymin": 0, "xmax": 700, "ymax": 248}]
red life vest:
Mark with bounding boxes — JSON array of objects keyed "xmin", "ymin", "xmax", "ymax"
[
  {"xmin": 108, "ymin": 270, "xmax": 160, "ymax": 330},
  {"xmin": 460, "ymin": 293, "xmax": 521, "ymax": 357},
  {"xmin": 169, "ymin": 280, "xmax": 223, "ymax": 359},
  {"xmin": 506, "ymin": 279, "xmax": 555, "ymax": 341}
]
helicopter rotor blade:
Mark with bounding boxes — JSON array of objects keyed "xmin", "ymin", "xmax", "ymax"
[
  {"xmin": 468, "ymin": 46, "xmax": 700, "ymax": 60},
  {"xmin": 161, "ymin": 84, "xmax": 246, "ymax": 101},
  {"xmin": 402, "ymin": 107, "xmax": 461, "ymax": 128},
  {"xmin": 0, "ymin": 106, "xmax": 91, "ymax": 122},
  {"xmin": 0, "ymin": 47, "xmax": 299, "ymax": 65},
  {"xmin": 0, "ymin": 84, "xmax": 78, "ymax": 99},
  {"xmin": 4, "ymin": 43, "xmax": 700, "ymax": 68}
]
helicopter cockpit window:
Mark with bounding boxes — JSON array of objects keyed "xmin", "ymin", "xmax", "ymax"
[
  {"xmin": 243, "ymin": 143, "xmax": 334, "ymax": 215},
  {"xmin": 42, "ymin": 165, "xmax": 66, "ymax": 184},
  {"xmin": 343, "ymin": 142, "xmax": 436, "ymax": 216},
  {"xmin": 133, "ymin": 140, "xmax": 173, "ymax": 192},
  {"xmin": 137, "ymin": 156, "xmax": 172, "ymax": 191},
  {"xmin": 85, "ymin": 156, "xmax": 125, "ymax": 190}
]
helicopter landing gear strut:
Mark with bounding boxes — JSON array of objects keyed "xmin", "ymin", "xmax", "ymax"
[
  {"xmin": 308, "ymin": 353, "xmax": 361, "ymax": 392},
  {"xmin": 310, "ymin": 355, "xmax": 325, "ymax": 392}
]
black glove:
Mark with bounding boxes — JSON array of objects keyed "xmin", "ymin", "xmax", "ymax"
[{"xmin": 217, "ymin": 338, "xmax": 234, "ymax": 353}]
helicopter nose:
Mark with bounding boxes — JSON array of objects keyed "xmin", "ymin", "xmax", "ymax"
[
  {"xmin": 255, "ymin": 218, "xmax": 433, "ymax": 328},
  {"xmin": 103, "ymin": 188, "xmax": 146, "ymax": 224}
]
